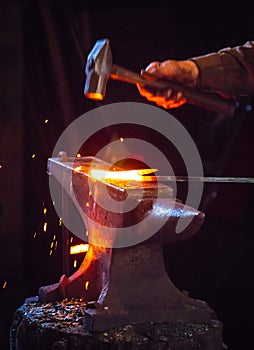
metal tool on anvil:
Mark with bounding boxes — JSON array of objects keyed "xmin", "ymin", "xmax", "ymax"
[
  {"xmin": 39, "ymin": 154, "xmax": 215, "ymax": 332},
  {"xmin": 88, "ymin": 168, "xmax": 254, "ymax": 184},
  {"xmin": 84, "ymin": 38, "xmax": 236, "ymax": 116},
  {"xmin": 128, "ymin": 175, "xmax": 254, "ymax": 184}
]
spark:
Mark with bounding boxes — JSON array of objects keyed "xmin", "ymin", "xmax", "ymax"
[
  {"xmin": 74, "ymin": 166, "xmax": 83, "ymax": 173},
  {"xmin": 33, "ymin": 232, "xmax": 37, "ymax": 238},
  {"xmin": 43, "ymin": 222, "xmax": 47, "ymax": 232},
  {"xmin": 76, "ymin": 153, "xmax": 81, "ymax": 158},
  {"xmin": 74, "ymin": 260, "xmax": 77, "ymax": 268},
  {"xmin": 85, "ymin": 281, "xmax": 89, "ymax": 290},
  {"xmin": 59, "ymin": 217, "xmax": 62, "ymax": 226},
  {"xmin": 44, "ymin": 119, "xmax": 49, "ymax": 124},
  {"xmin": 3, "ymin": 281, "xmax": 7, "ymax": 289},
  {"xmin": 120, "ymin": 137, "xmax": 124, "ymax": 142},
  {"xmin": 49, "ymin": 250, "xmax": 53, "ymax": 256},
  {"xmin": 70, "ymin": 244, "xmax": 89, "ymax": 255},
  {"xmin": 43, "ymin": 208, "xmax": 47, "ymax": 215},
  {"xmin": 31, "ymin": 154, "xmax": 36, "ymax": 159}
]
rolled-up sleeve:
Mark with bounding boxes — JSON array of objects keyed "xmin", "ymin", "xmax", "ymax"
[{"xmin": 191, "ymin": 41, "xmax": 254, "ymax": 99}]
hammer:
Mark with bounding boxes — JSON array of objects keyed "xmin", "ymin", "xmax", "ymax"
[{"xmin": 84, "ymin": 38, "xmax": 236, "ymax": 116}]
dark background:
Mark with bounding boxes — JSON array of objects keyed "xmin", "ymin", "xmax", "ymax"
[{"xmin": 1, "ymin": 1, "xmax": 254, "ymax": 349}]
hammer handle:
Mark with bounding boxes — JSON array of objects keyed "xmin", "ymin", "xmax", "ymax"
[{"xmin": 110, "ymin": 64, "xmax": 236, "ymax": 116}]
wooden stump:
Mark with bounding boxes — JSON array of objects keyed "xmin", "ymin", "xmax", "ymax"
[{"xmin": 10, "ymin": 296, "xmax": 224, "ymax": 350}]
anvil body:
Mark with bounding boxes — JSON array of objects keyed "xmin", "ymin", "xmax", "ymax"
[{"xmin": 39, "ymin": 156, "xmax": 214, "ymax": 332}]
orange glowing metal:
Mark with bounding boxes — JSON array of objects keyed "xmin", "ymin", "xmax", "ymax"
[
  {"xmin": 89, "ymin": 168, "xmax": 158, "ymax": 182},
  {"xmin": 70, "ymin": 244, "xmax": 89, "ymax": 255}
]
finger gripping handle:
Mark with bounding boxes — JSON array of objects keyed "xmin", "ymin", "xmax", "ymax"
[{"xmin": 111, "ymin": 64, "xmax": 236, "ymax": 116}]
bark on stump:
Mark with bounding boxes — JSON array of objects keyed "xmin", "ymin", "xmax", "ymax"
[{"xmin": 10, "ymin": 296, "xmax": 223, "ymax": 350}]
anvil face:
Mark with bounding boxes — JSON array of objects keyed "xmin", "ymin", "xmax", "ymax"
[
  {"xmin": 41, "ymin": 155, "xmax": 211, "ymax": 332},
  {"xmin": 49, "ymin": 155, "xmax": 174, "ymax": 198},
  {"xmin": 48, "ymin": 156, "xmax": 202, "ymax": 247}
]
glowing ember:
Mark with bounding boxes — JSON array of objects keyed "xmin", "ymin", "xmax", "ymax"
[
  {"xmin": 70, "ymin": 244, "xmax": 89, "ymax": 255},
  {"xmin": 89, "ymin": 168, "xmax": 158, "ymax": 183},
  {"xmin": 85, "ymin": 281, "xmax": 89, "ymax": 290}
]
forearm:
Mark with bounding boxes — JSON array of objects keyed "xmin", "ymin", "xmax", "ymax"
[{"xmin": 192, "ymin": 41, "xmax": 254, "ymax": 99}]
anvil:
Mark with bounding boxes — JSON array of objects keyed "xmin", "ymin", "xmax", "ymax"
[{"xmin": 39, "ymin": 154, "xmax": 214, "ymax": 332}]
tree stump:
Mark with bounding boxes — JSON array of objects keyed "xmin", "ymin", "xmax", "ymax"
[{"xmin": 10, "ymin": 296, "xmax": 224, "ymax": 350}]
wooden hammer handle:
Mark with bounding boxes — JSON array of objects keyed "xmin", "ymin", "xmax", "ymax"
[{"xmin": 110, "ymin": 64, "xmax": 236, "ymax": 117}]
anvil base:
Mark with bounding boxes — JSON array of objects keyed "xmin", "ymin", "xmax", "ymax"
[{"xmin": 10, "ymin": 296, "xmax": 224, "ymax": 350}]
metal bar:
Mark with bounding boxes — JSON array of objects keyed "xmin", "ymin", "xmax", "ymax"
[{"xmin": 139, "ymin": 176, "xmax": 254, "ymax": 184}]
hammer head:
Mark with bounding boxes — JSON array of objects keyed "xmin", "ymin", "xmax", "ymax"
[{"xmin": 84, "ymin": 38, "xmax": 112, "ymax": 100}]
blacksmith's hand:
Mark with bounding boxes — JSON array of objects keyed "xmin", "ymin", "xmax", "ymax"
[{"xmin": 137, "ymin": 59, "xmax": 199, "ymax": 109}]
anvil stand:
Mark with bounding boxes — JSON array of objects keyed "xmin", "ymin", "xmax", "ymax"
[{"xmin": 37, "ymin": 156, "xmax": 221, "ymax": 335}]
